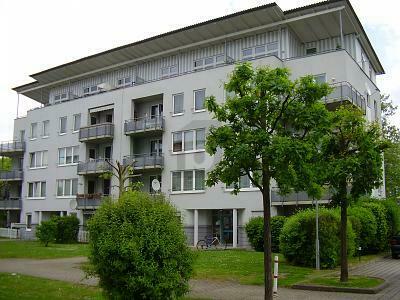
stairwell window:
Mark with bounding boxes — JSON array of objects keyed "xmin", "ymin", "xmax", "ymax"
[
  {"xmin": 59, "ymin": 116, "xmax": 67, "ymax": 135},
  {"xmin": 172, "ymin": 129, "xmax": 205, "ymax": 153},
  {"xmin": 56, "ymin": 179, "xmax": 78, "ymax": 197},
  {"xmin": 194, "ymin": 89, "xmax": 206, "ymax": 112},
  {"xmin": 171, "ymin": 169, "xmax": 205, "ymax": 193},
  {"xmin": 27, "ymin": 181, "xmax": 46, "ymax": 199}
]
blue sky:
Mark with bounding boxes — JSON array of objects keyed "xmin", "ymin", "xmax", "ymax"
[{"xmin": 1, "ymin": 0, "xmax": 398, "ymax": 141}]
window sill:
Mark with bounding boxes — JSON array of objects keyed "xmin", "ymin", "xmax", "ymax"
[
  {"xmin": 59, "ymin": 133, "xmax": 67, "ymax": 136},
  {"xmin": 172, "ymin": 149, "xmax": 205, "ymax": 155},
  {"xmin": 29, "ymin": 166, "xmax": 48, "ymax": 170},
  {"xmin": 27, "ymin": 197, "xmax": 46, "ymax": 200},
  {"xmin": 41, "ymin": 136, "xmax": 49, "ymax": 139},
  {"xmin": 58, "ymin": 163, "xmax": 78, "ymax": 167},
  {"xmin": 170, "ymin": 190, "xmax": 205, "ymax": 195},
  {"xmin": 29, "ymin": 138, "xmax": 37, "ymax": 141},
  {"xmin": 172, "ymin": 113, "xmax": 184, "ymax": 117},
  {"xmin": 72, "ymin": 130, "xmax": 79, "ymax": 134},
  {"xmin": 193, "ymin": 109, "xmax": 206, "ymax": 113},
  {"xmin": 56, "ymin": 196, "xmax": 76, "ymax": 199},
  {"xmin": 225, "ymin": 188, "xmax": 259, "ymax": 192}
]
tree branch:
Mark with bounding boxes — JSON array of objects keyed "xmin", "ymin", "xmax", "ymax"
[{"xmin": 269, "ymin": 94, "xmax": 292, "ymax": 134}]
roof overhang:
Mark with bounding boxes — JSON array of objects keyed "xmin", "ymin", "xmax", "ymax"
[{"xmin": 13, "ymin": 0, "xmax": 384, "ymax": 104}]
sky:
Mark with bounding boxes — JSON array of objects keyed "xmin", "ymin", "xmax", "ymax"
[{"xmin": 1, "ymin": 0, "xmax": 399, "ymax": 141}]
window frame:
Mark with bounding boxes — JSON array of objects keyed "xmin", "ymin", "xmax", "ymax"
[
  {"xmin": 59, "ymin": 116, "xmax": 67, "ymax": 135},
  {"xmin": 161, "ymin": 65, "xmax": 178, "ymax": 78},
  {"xmin": 193, "ymin": 88, "xmax": 206, "ymax": 112},
  {"xmin": 171, "ymin": 128, "xmax": 206, "ymax": 154},
  {"xmin": 42, "ymin": 120, "xmax": 50, "ymax": 138},
  {"xmin": 170, "ymin": 169, "xmax": 205, "ymax": 194},
  {"xmin": 56, "ymin": 178, "xmax": 78, "ymax": 198},
  {"xmin": 29, "ymin": 151, "xmax": 48, "ymax": 169},
  {"xmin": 225, "ymin": 172, "xmax": 259, "ymax": 192},
  {"xmin": 73, "ymin": 114, "xmax": 81, "ymax": 132},
  {"xmin": 172, "ymin": 93, "xmax": 184, "ymax": 116},
  {"xmin": 117, "ymin": 76, "xmax": 132, "ymax": 87},
  {"xmin": 58, "ymin": 146, "xmax": 79, "ymax": 166},
  {"xmin": 27, "ymin": 181, "xmax": 46, "ymax": 199},
  {"xmin": 30, "ymin": 123, "xmax": 38, "ymax": 140}
]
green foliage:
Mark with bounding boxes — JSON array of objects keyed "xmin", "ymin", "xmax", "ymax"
[
  {"xmin": 280, "ymin": 208, "xmax": 355, "ymax": 269},
  {"xmin": 348, "ymin": 206, "xmax": 377, "ymax": 254},
  {"xmin": 87, "ymin": 191, "xmax": 194, "ymax": 299},
  {"xmin": 0, "ymin": 157, "xmax": 12, "ymax": 171},
  {"xmin": 271, "ymin": 216, "xmax": 286, "ymax": 253},
  {"xmin": 245, "ymin": 217, "xmax": 264, "ymax": 252},
  {"xmin": 361, "ymin": 202, "xmax": 389, "ymax": 252},
  {"xmin": 382, "ymin": 198, "xmax": 400, "ymax": 236},
  {"xmin": 52, "ymin": 215, "xmax": 80, "ymax": 244},
  {"xmin": 36, "ymin": 220, "xmax": 57, "ymax": 247},
  {"xmin": 384, "ymin": 143, "xmax": 400, "ymax": 198}
]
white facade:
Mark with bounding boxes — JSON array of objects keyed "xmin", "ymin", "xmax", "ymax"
[{"xmin": 2, "ymin": 0, "xmax": 384, "ymax": 246}]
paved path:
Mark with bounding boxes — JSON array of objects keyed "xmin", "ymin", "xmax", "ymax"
[{"xmin": 0, "ymin": 256, "xmax": 399, "ymax": 299}]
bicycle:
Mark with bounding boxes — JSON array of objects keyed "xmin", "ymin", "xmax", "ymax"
[{"xmin": 196, "ymin": 234, "xmax": 227, "ymax": 250}]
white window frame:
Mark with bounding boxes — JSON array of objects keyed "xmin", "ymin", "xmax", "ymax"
[
  {"xmin": 27, "ymin": 181, "xmax": 46, "ymax": 199},
  {"xmin": 193, "ymin": 89, "xmax": 206, "ymax": 112},
  {"xmin": 313, "ymin": 73, "xmax": 327, "ymax": 84},
  {"xmin": 29, "ymin": 151, "xmax": 48, "ymax": 169},
  {"xmin": 54, "ymin": 93, "xmax": 68, "ymax": 103},
  {"xmin": 170, "ymin": 169, "xmax": 205, "ymax": 194},
  {"xmin": 42, "ymin": 120, "xmax": 50, "ymax": 138},
  {"xmin": 171, "ymin": 128, "xmax": 205, "ymax": 154},
  {"xmin": 59, "ymin": 116, "xmax": 67, "ymax": 135},
  {"xmin": 242, "ymin": 42, "xmax": 279, "ymax": 60},
  {"xmin": 56, "ymin": 178, "xmax": 78, "ymax": 198},
  {"xmin": 58, "ymin": 146, "xmax": 79, "ymax": 166},
  {"xmin": 225, "ymin": 172, "xmax": 259, "ymax": 192},
  {"xmin": 172, "ymin": 93, "xmax": 184, "ymax": 116},
  {"xmin": 161, "ymin": 65, "xmax": 178, "ymax": 78},
  {"xmin": 83, "ymin": 85, "xmax": 99, "ymax": 96},
  {"xmin": 30, "ymin": 123, "xmax": 38, "ymax": 140},
  {"xmin": 194, "ymin": 54, "xmax": 225, "ymax": 71},
  {"xmin": 117, "ymin": 77, "xmax": 132, "ymax": 87},
  {"xmin": 73, "ymin": 114, "xmax": 81, "ymax": 133}
]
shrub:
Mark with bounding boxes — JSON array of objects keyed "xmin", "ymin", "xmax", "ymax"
[
  {"xmin": 271, "ymin": 216, "xmax": 286, "ymax": 252},
  {"xmin": 52, "ymin": 215, "xmax": 80, "ymax": 243},
  {"xmin": 381, "ymin": 199, "xmax": 400, "ymax": 237},
  {"xmin": 361, "ymin": 202, "xmax": 389, "ymax": 252},
  {"xmin": 280, "ymin": 208, "xmax": 355, "ymax": 269},
  {"xmin": 348, "ymin": 206, "xmax": 377, "ymax": 254},
  {"xmin": 88, "ymin": 191, "xmax": 194, "ymax": 299},
  {"xmin": 36, "ymin": 220, "xmax": 57, "ymax": 246},
  {"xmin": 245, "ymin": 217, "xmax": 264, "ymax": 252}
]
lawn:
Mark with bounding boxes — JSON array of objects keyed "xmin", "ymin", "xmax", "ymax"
[
  {"xmin": 0, "ymin": 241, "xmax": 89, "ymax": 259},
  {"xmin": 302, "ymin": 275, "xmax": 384, "ymax": 288}
]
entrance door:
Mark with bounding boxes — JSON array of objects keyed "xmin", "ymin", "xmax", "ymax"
[{"xmin": 212, "ymin": 210, "xmax": 233, "ymax": 244}]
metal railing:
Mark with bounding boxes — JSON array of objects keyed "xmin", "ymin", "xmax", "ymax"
[
  {"xmin": 0, "ymin": 199, "xmax": 22, "ymax": 209},
  {"xmin": 124, "ymin": 115, "xmax": 164, "ymax": 135},
  {"xmin": 0, "ymin": 141, "xmax": 25, "ymax": 154},
  {"xmin": 123, "ymin": 153, "xmax": 164, "ymax": 170},
  {"xmin": 76, "ymin": 193, "xmax": 105, "ymax": 209},
  {"xmin": 77, "ymin": 159, "xmax": 112, "ymax": 175},
  {"xmin": 79, "ymin": 123, "xmax": 114, "ymax": 141},
  {"xmin": 0, "ymin": 170, "xmax": 23, "ymax": 181},
  {"xmin": 326, "ymin": 81, "xmax": 367, "ymax": 113},
  {"xmin": 271, "ymin": 188, "xmax": 332, "ymax": 204}
]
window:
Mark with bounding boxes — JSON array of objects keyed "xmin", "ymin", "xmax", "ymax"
[
  {"xmin": 227, "ymin": 173, "xmax": 258, "ymax": 190},
  {"xmin": 313, "ymin": 73, "xmax": 327, "ymax": 84},
  {"xmin": 19, "ymin": 130, "xmax": 25, "ymax": 142},
  {"xmin": 42, "ymin": 120, "xmax": 50, "ymax": 137},
  {"xmin": 29, "ymin": 151, "xmax": 48, "ymax": 168},
  {"xmin": 54, "ymin": 93, "xmax": 68, "ymax": 103},
  {"xmin": 194, "ymin": 54, "xmax": 225, "ymax": 70},
  {"xmin": 117, "ymin": 77, "xmax": 132, "ymax": 86},
  {"xmin": 83, "ymin": 85, "xmax": 98, "ymax": 95},
  {"xmin": 58, "ymin": 146, "xmax": 79, "ymax": 165},
  {"xmin": 27, "ymin": 181, "xmax": 46, "ymax": 198},
  {"xmin": 26, "ymin": 214, "xmax": 32, "ymax": 229},
  {"xmin": 161, "ymin": 65, "xmax": 178, "ymax": 77},
  {"xmin": 172, "ymin": 129, "xmax": 205, "ymax": 153},
  {"xmin": 59, "ymin": 116, "xmax": 67, "ymax": 134},
  {"xmin": 255, "ymin": 45, "xmax": 266, "ymax": 56},
  {"xmin": 150, "ymin": 104, "xmax": 163, "ymax": 118},
  {"xmin": 56, "ymin": 179, "xmax": 78, "ymax": 197},
  {"xmin": 243, "ymin": 42, "xmax": 279, "ymax": 60},
  {"xmin": 242, "ymin": 48, "xmax": 253, "ymax": 59},
  {"xmin": 194, "ymin": 89, "xmax": 206, "ymax": 111},
  {"xmin": 173, "ymin": 93, "xmax": 184, "ymax": 115},
  {"xmin": 73, "ymin": 114, "xmax": 81, "ymax": 132},
  {"xmin": 30, "ymin": 123, "xmax": 38, "ymax": 139},
  {"xmin": 171, "ymin": 169, "xmax": 205, "ymax": 193},
  {"xmin": 306, "ymin": 47, "xmax": 317, "ymax": 55}
]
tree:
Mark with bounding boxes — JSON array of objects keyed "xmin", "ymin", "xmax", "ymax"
[
  {"xmin": 205, "ymin": 63, "xmax": 331, "ymax": 299},
  {"xmin": 36, "ymin": 220, "xmax": 57, "ymax": 247},
  {"xmin": 322, "ymin": 105, "xmax": 386, "ymax": 281}
]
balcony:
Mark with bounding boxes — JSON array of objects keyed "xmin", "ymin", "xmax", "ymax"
[
  {"xmin": 0, "ymin": 141, "xmax": 25, "ymax": 156},
  {"xmin": 325, "ymin": 82, "xmax": 367, "ymax": 114},
  {"xmin": 124, "ymin": 116, "xmax": 164, "ymax": 136},
  {"xmin": 0, "ymin": 198, "xmax": 22, "ymax": 210},
  {"xmin": 77, "ymin": 159, "xmax": 112, "ymax": 175},
  {"xmin": 0, "ymin": 170, "xmax": 23, "ymax": 181},
  {"xmin": 123, "ymin": 153, "xmax": 164, "ymax": 171},
  {"xmin": 79, "ymin": 123, "xmax": 114, "ymax": 143},
  {"xmin": 76, "ymin": 193, "xmax": 106, "ymax": 210},
  {"xmin": 271, "ymin": 188, "xmax": 332, "ymax": 205}
]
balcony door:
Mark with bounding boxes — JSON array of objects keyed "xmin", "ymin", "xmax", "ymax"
[
  {"xmin": 150, "ymin": 139, "xmax": 162, "ymax": 156},
  {"xmin": 103, "ymin": 179, "xmax": 111, "ymax": 196},
  {"xmin": 104, "ymin": 146, "xmax": 112, "ymax": 160},
  {"xmin": 89, "ymin": 148, "xmax": 96, "ymax": 160},
  {"xmin": 88, "ymin": 180, "xmax": 96, "ymax": 194},
  {"xmin": 150, "ymin": 104, "xmax": 163, "ymax": 119}
]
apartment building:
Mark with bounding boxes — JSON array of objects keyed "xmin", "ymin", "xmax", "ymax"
[{"xmin": 1, "ymin": 0, "xmax": 384, "ymax": 246}]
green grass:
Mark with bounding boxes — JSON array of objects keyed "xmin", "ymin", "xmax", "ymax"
[
  {"xmin": 302, "ymin": 275, "xmax": 384, "ymax": 288},
  {"xmin": 193, "ymin": 250, "xmax": 315, "ymax": 286},
  {"xmin": 0, "ymin": 241, "xmax": 89, "ymax": 259}
]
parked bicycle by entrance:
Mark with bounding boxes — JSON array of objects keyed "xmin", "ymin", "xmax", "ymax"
[{"xmin": 196, "ymin": 234, "xmax": 227, "ymax": 250}]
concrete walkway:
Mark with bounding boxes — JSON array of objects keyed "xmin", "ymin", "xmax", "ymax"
[{"xmin": 0, "ymin": 256, "xmax": 399, "ymax": 299}]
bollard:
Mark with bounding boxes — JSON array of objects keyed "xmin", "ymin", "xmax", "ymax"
[{"xmin": 273, "ymin": 255, "xmax": 279, "ymax": 294}]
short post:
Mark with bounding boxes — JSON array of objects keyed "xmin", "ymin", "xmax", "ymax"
[
  {"xmin": 273, "ymin": 255, "xmax": 279, "ymax": 294},
  {"xmin": 358, "ymin": 247, "xmax": 362, "ymax": 262}
]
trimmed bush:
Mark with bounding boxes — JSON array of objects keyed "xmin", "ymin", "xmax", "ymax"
[
  {"xmin": 245, "ymin": 217, "xmax": 264, "ymax": 252},
  {"xmin": 245, "ymin": 216, "xmax": 286, "ymax": 252},
  {"xmin": 361, "ymin": 202, "xmax": 389, "ymax": 252},
  {"xmin": 381, "ymin": 199, "xmax": 400, "ymax": 237},
  {"xmin": 348, "ymin": 206, "xmax": 377, "ymax": 254},
  {"xmin": 88, "ymin": 191, "xmax": 194, "ymax": 299},
  {"xmin": 52, "ymin": 215, "xmax": 80, "ymax": 243},
  {"xmin": 36, "ymin": 220, "xmax": 57, "ymax": 247},
  {"xmin": 280, "ymin": 208, "xmax": 355, "ymax": 269}
]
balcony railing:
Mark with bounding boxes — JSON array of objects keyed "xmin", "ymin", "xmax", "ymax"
[
  {"xmin": 271, "ymin": 188, "xmax": 332, "ymax": 204},
  {"xmin": 0, "ymin": 141, "xmax": 25, "ymax": 155},
  {"xmin": 0, "ymin": 198, "xmax": 22, "ymax": 210},
  {"xmin": 77, "ymin": 159, "xmax": 112, "ymax": 175},
  {"xmin": 123, "ymin": 153, "xmax": 164, "ymax": 170},
  {"xmin": 124, "ymin": 115, "xmax": 164, "ymax": 135},
  {"xmin": 0, "ymin": 170, "xmax": 23, "ymax": 181},
  {"xmin": 79, "ymin": 123, "xmax": 114, "ymax": 142},
  {"xmin": 76, "ymin": 193, "xmax": 106, "ymax": 209},
  {"xmin": 326, "ymin": 82, "xmax": 367, "ymax": 113}
]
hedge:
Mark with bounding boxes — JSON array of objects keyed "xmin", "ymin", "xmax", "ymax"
[
  {"xmin": 348, "ymin": 206, "xmax": 377, "ymax": 254},
  {"xmin": 280, "ymin": 208, "xmax": 355, "ymax": 269},
  {"xmin": 361, "ymin": 202, "xmax": 389, "ymax": 252},
  {"xmin": 52, "ymin": 215, "xmax": 80, "ymax": 243},
  {"xmin": 381, "ymin": 199, "xmax": 400, "ymax": 237}
]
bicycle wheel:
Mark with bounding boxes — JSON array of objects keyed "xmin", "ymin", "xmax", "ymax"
[{"xmin": 196, "ymin": 240, "xmax": 207, "ymax": 250}]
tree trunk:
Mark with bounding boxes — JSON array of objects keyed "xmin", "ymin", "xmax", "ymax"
[
  {"xmin": 262, "ymin": 173, "xmax": 273, "ymax": 300},
  {"xmin": 340, "ymin": 182, "xmax": 348, "ymax": 282}
]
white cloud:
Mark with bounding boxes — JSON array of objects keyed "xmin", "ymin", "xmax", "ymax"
[{"xmin": 1, "ymin": 0, "xmax": 398, "ymax": 141}]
